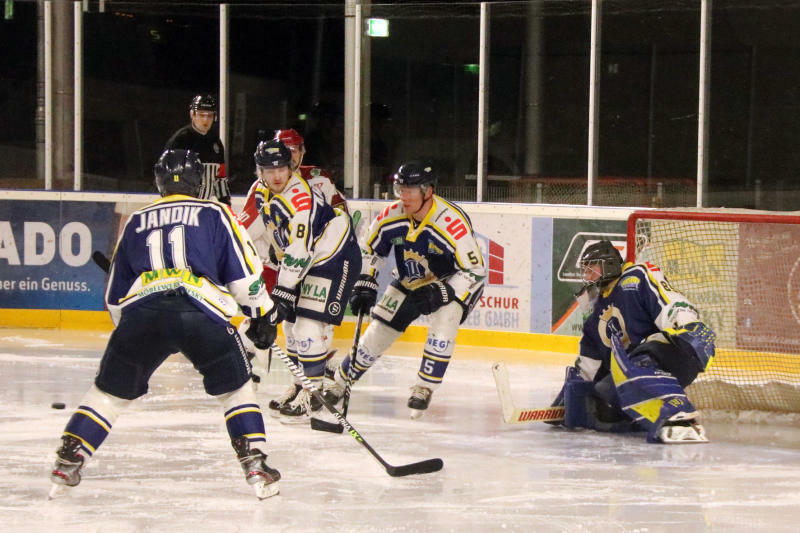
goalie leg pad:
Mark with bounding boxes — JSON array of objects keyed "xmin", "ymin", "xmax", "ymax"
[
  {"xmin": 610, "ymin": 334, "xmax": 700, "ymax": 443},
  {"xmin": 563, "ymin": 376, "xmax": 595, "ymax": 429}
]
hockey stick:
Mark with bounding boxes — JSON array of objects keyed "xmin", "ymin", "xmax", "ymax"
[
  {"xmin": 492, "ymin": 361, "xmax": 565, "ymax": 424},
  {"xmin": 311, "ymin": 311, "xmax": 365, "ymax": 433},
  {"xmin": 92, "ymin": 250, "xmax": 111, "ymax": 273},
  {"xmin": 271, "ymin": 342, "xmax": 444, "ymax": 477},
  {"xmin": 341, "ymin": 310, "xmax": 364, "ymax": 417}
]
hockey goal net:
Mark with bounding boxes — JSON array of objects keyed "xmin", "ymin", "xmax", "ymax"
[{"xmin": 627, "ymin": 209, "xmax": 800, "ymax": 413}]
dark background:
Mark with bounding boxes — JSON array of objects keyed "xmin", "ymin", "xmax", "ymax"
[{"xmin": 2, "ymin": 1, "xmax": 800, "ymax": 208}]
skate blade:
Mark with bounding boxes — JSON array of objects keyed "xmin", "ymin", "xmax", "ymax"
[
  {"xmin": 278, "ymin": 415, "xmax": 311, "ymax": 426},
  {"xmin": 48, "ymin": 482, "xmax": 67, "ymax": 500},
  {"xmin": 253, "ymin": 480, "xmax": 280, "ymax": 500},
  {"xmin": 409, "ymin": 408, "xmax": 426, "ymax": 420}
]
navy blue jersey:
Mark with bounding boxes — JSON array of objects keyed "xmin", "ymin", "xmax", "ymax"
[
  {"xmin": 580, "ymin": 262, "xmax": 700, "ymax": 368},
  {"xmin": 361, "ymin": 195, "xmax": 486, "ymax": 307},
  {"xmin": 256, "ymin": 173, "xmax": 347, "ymax": 289},
  {"xmin": 106, "ymin": 195, "xmax": 272, "ymax": 325}
]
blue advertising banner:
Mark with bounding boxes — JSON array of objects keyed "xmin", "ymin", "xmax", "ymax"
[{"xmin": 0, "ymin": 200, "xmax": 117, "ymax": 311}]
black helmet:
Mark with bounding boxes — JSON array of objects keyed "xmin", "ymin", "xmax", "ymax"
[
  {"xmin": 254, "ymin": 140, "xmax": 292, "ymax": 169},
  {"xmin": 189, "ymin": 94, "xmax": 217, "ymax": 113},
  {"xmin": 580, "ymin": 240, "xmax": 623, "ymax": 287},
  {"xmin": 393, "ymin": 161, "xmax": 437, "ymax": 188},
  {"xmin": 153, "ymin": 149, "xmax": 204, "ymax": 197}
]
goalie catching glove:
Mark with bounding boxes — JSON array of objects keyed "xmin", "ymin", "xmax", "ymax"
[
  {"xmin": 349, "ymin": 274, "xmax": 378, "ymax": 315},
  {"xmin": 245, "ymin": 315, "xmax": 278, "ymax": 350},
  {"xmin": 409, "ymin": 281, "xmax": 455, "ymax": 315},
  {"xmin": 662, "ymin": 321, "xmax": 716, "ymax": 371}
]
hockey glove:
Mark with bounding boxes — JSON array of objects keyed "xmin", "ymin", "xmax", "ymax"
[
  {"xmin": 409, "ymin": 281, "xmax": 456, "ymax": 315},
  {"xmin": 349, "ymin": 274, "xmax": 379, "ymax": 315},
  {"xmin": 245, "ymin": 315, "xmax": 278, "ymax": 350},
  {"xmin": 270, "ymin": 285, "xmax": 297, "ymax": 324},
  {"xmin": 663, "ymin": 321, "xmax": 716, "ymax": 371}
]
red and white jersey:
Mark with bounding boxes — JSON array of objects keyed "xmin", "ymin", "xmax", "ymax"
[
  {"xmin": 238, "ymin": 180, "xmax": 279, "ymax": 289},
  {"xmin": 239, "ymin": 167, "xmax": 347, "ymax": 269},
  {"xmin": 298, "ymin": 165, "xmax": 348, "ymax": 213}
]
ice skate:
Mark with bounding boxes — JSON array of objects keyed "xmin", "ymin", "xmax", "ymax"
[
  {"xmin": 268, "ymin": 383, "xmax": 301, "ymax": 417},
  {"xmin": 279, "ymin": 387, "xmax": 322, "ymax": 423},
  {"xmin": 232, "ymin": 437, "xmax": 280, "ymax": 500},
  {"xmin": 324, "ymin": 349, "xmax": 339, "ymax": 380},
  {"xmin": 48, "ymin": 435, "xmax": 85, "ymax": 499},
  {"xmin": 658, "ymin": 412, "xmax": 708, "ymax": 444},
  {"xmin": 408, "ymin": 385, "xmax": 433, "ymax": 419},
  {"xmin": 322, "ymin": 370, "xmax": 346, "ymax": 406}
]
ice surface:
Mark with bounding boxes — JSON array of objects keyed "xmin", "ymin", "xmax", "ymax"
[{"xmin": 2, "ymin": 329, "xmax": 800, "ymax": 533}]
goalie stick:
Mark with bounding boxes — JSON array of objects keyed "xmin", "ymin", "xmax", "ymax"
[
  {"xmin": 272, "ymin": 343, "xmax": 444, "ymax": 477},
  {"xmin": 492, "ymin": 361, "xmax": 565, "ymax": 424}
]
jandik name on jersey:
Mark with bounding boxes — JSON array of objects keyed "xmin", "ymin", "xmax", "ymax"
[{"xmin": 134, "ymin": 205, "xmax": 202, "ymax": 233}]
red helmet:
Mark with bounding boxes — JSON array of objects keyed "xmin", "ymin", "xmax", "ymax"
[{"xmin": 274, "ymin": 129, "xmax": 304, "ymax": 150}]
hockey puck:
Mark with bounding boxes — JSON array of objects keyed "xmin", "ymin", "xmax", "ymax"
[{"xmin": 51, "ymin": 402, "xmax": 66, "ymax": 410}]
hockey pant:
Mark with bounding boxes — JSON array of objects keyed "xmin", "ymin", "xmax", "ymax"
[{"xmin": 337, "ymin": 301, "xmax": 463, "ymax": 390}]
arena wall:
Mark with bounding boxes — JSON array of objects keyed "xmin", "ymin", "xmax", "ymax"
[{"xmin": 0, "ymin": 190, "xmax": 635, "ymax": 354}]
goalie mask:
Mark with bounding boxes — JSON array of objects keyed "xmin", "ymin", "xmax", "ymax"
[
  {"xmin": 153, "ymin": 149, "xmax": 204, "ymax": 197},
  {"xmin": 580, "ymin": 240, "xmax": 623, "ymax": 288}
]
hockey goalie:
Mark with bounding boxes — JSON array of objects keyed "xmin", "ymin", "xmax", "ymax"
[{"xmin": 549, "ymin": 240, "xmax": 716, "ymax": 444}]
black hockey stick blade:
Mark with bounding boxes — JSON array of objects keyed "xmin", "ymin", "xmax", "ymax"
[
  {"xmin": 310, "ymin": 417, "xmax": 344, "ymax": 433},
  {"xmin": 92, "ymin": 250, "xmax": 110, "ymax": 273},
  {"xmin": 387, "ymin": 458, "xmax": 444, "ymax": 477}
]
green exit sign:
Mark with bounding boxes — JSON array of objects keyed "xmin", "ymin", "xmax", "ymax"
[{"xmin": 366, "ymin": 18, "xmax": 389, "ymax": 38}]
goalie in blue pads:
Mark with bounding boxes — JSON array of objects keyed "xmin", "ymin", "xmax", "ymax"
[{"xmin": 554, "ymin": 240, "xmax": 716, "ymax": 444}]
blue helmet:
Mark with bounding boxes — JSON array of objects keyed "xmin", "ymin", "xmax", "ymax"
[
  {"xmin": 254, "ymin": 140, "xmax": 292, "ymax": 169},
  {"xmin": 153, "ymin": 149, "xmax": 204, "ymax": 197}
]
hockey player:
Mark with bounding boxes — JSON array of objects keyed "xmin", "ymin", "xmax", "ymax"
[
  {"xmin": 48, "ymin": 149, "xmax": 282, "ymax": 500},
  {"xmin": 275, "ymin": 128, "xmax": 348, "ymax": 213},
  {"xmin": 164, "ymin": 94, "xmax": 231, "ymax": 205},
  {"xmin": 326, "ymin": 161, "xmax": 486, "ymax": 418},
  {"xmin": 237, "ymin": 129, "xmax": 348, "ymax": 412},
  {"xmin": 252, "ymin": 139, "xmax": 361, "ymax": 420},
  {"xmin": 551, "ymin": 240, "xmax": 716, "ymax": 443}
]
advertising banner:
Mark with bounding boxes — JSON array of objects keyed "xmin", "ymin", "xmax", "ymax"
[
  {"xmin": 0, "ymin": 200, "xmax": 118, "ymax": 310},
  {"xmin": 550, "ymin": 218, "xmax": 627, "ymax": 336}
]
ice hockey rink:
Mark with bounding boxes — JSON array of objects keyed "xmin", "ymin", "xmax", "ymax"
[{"xmin": 3, "ymin": 329, "xmax": 800, "ymax": 533}]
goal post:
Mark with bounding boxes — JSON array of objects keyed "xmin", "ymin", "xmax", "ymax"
[{"xmin": 626, "ymin": 209, "xmax": 800, "ymax": 413}]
